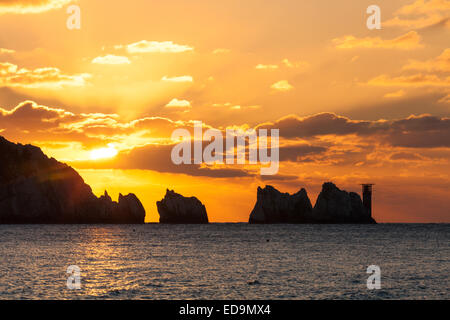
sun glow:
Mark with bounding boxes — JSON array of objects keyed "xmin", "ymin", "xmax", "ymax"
[{"xmin": 90, "ymin": 144, "xmax": 118, "ymax": 160}]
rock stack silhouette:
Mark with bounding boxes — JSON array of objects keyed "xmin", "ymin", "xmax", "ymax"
[
  {"xmin": 157, "ymin": 189, "xmax": 209, "ymax": 224},
  {"xmin": 249, "ymin": 183, "xmax": 376, "ymax": 224}
]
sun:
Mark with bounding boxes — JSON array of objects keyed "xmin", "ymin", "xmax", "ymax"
[{"xmin": 90, "ymin": 144, "xmax": 118, "ymax": 160}]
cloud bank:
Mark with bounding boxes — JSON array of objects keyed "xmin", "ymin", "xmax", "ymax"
[{"xmin": 0, "ymin": 0, "xmax": 73, "ymax": 14}]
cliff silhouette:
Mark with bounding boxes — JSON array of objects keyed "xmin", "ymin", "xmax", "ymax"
[{"xmin": 0, "ymin": 136, "xmax": 145, "ymax": 223}]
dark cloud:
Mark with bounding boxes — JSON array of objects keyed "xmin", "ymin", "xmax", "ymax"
[
  {"xmin": 279, "ymin": 144, "xmax": 327, "ymax": 162},
  {"xmin": 388, "ymin": 115, "xmax": 450, "ymax": 148},
  {"xmin": 0, "ymin": 100, "xmax": 112, "ymax": 147},
  {"xmin": 345, "ymin": 92, "xmax": 449, "ymax": 120},
  {"xmin": 258, "ymin": 174, "xmax": 299, "ymax": 182},
  {"xmin": 0, "ymin": 100, "xmax": 78, "ymax": 130},
  {"xmin": 256, "ymin": 113, "xmax": 381, "ymax": 138},
  {"xmin": 257, "ymin": 112, "xmax": 450, "ymax": 148},
  {"xmin": 2, "ymin": 100, "xmax": 449, "ymax": 178},
  {"xmin": 72, "ymin": 143, "xmax": 254, "ymax": 178},
  {"xmin": 389, "ymin": 152, "xmax": 424, "ymax": 161}
]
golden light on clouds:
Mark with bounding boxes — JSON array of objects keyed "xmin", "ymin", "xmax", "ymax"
[
  {"xmin": 165, "ymin": 98, "xmax": 192, "ymax": 108},
  {"xmin": 282, "ymin": 59, "xmax": 309, "ymax": 70},
  {"xmin": 161, "ymin": 75, "xmax": 193, "ymax": 82},
  {"xmin": 439, "ymin": 93, "xmax": 450, "ymax": 103},
  {"xmin": 333, "ymin": 31, "xmax": 422, "ymax": 50},
  {"xmin": 384, "ymin": 90, "xmax": 406, "ymax": 98},
  {"xmin": 0, "ymin": 48, "xmax": 15, "ymax": 54},
  {"xmin": 256, "ymin": 64, "xmax": 278, "ymax": 70},
  {"xmin": 271, "ymin": 80, "xmax": 294, "ymax": 92},
  {"xmin": 367, "ymin": 74, "xmax": 450, "ymax": 87},
  {"xmin": 118, "ymin": 40, "xmax": 194, "ymax": 54},
  {"xmin": 0, "ymin": 62, "xmax": 90, "ymax": 88},
  {"xmin": 212, "ymin": 48, "xmax": 231, "ymax": 54},
  {"xmin": 384, "ymin": 0, "xmax": 450, "ymax": 28},
  {"xmin": 92, "ymin": 55, "xmax": 131, "ymax": 65},
  {"xmin": 90, "ymin": 144, "xmax": 118, "ymax": 160},
  {"xmin": 403, "ymin": 48, "xmax": 450, "ymax": 72},
  {"xmin": 0, "ymin": 0, "xmax": 73, "ymax": 14}
]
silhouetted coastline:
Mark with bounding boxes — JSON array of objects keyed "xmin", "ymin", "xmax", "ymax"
[
  {"xmin": 0, "ymin": 136, "xmax": 145, "ymax": 224},
  {"xmin": 0, "ymin": 136, "xmax": 375, "ymax": 224}
]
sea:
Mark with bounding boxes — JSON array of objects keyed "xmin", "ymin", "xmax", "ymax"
[{"xmin": 0, "ymin": 224, "xmax": 448, "ymax": 300}]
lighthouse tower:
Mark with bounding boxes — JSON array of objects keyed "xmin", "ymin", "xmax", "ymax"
[{"xmin": 361, "ymin": 184, "xmax": 374, "ymax": 217}]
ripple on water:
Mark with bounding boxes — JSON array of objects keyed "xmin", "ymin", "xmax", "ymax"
[{"xmin": 0, "ymin": 224, "xmax": 448, "ymax": 299}]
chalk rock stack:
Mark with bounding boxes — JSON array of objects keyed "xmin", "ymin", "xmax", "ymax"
[
  {"xmin": 312, "ymin": 182, "xmax": 375, "ymax": 224},
  {"xmin": 157, "ymin": 189, "xmax": 209, "ymax": 224},
  {"xmin": 249, "ymin": 182, "xmax": 376, "ymax": 224},
  {"xmin": 249, "ymin": 185, "xmax": 313, "ymax": 223}
]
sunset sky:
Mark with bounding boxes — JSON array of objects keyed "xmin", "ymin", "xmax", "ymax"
[{"xmin": 0, "ymin": 0, "xmax": 449, "ymax": 222}]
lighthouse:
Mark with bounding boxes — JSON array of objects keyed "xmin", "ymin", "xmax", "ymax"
[{"xmin": 361, "ymin": 184, "xmax": 374, "ymax": 217}]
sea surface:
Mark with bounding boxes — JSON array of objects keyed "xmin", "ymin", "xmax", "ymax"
[{"xmin": 0, "ymin": 224, "xmax": 448, "ymax": 300}]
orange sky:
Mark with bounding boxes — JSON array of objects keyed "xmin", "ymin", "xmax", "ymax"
[{"xmin": 0, "ymin": 0, "xmax": 449, "ymax": 222}]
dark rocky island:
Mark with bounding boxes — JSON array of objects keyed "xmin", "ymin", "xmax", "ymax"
[
  {"xmin": 0, "ymin": 136, "xmax": 145, "ymax": 223},
  {"xmin": 249, "ymin": 185, "xmax": 313, "ymax": 223},
  {"xmin": 312, "ymin": 182, "xmax": 375, "ymax": 223},
  {"xmin": 249, "ymin": 182, "xmax": 376, "ymax": 224},
  {"xmin": 157, "ymin": 189, "xmax": 209, "ymax": 224}
]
